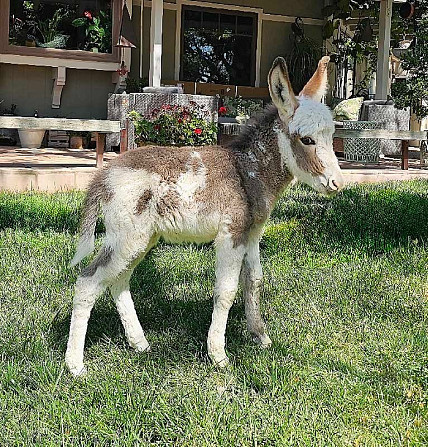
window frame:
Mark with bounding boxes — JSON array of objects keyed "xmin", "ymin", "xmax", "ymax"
[
  {"xmin": 0, "ymin": 0, "xmax": 121, "ymax": 63},
  {"xmin": 180, "ymin": 5, "xmax": 257, "ymax": 87}
]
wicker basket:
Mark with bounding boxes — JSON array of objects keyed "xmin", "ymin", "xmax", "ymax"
[{"xmin": 343, "ymin": 120, "xmax": 383, "ymax": 163}]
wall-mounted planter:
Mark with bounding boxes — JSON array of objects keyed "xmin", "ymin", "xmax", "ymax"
[{"xmin": 18, "ymin": 129, "xmax": 46, "ymax": 148}]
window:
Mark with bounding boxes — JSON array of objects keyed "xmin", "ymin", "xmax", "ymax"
[
  {"xmin": 181, "ymin": 6, "xmax": 256, "ymax": 86},
  {"xmin": 1, "ymin": 0, "xmax": 120, "ymax": 61}
]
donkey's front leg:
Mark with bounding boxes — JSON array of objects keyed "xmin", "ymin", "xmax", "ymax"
[
  {"xmin": 207, "ymin": 237, "xmax": 245, "ymax": 367},
  {"xmin": 240, "ymin": 235, "xmax": 272, "ymax": 348},
  {"xmin": 110, "ymin": 270, "xmax": 150, "ymax": 353}
]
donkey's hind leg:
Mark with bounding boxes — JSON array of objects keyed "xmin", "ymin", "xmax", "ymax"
[
  {"xmin": 110, "ymin": 236, "xmax": 159, "ymax": 353},
  {"xmin": 66, "ymin": 234, "xmax": 155, "ymax": 376},
  {"xmin": 65, "ymin": 256, "xmax": 109, "ymax": 377}
]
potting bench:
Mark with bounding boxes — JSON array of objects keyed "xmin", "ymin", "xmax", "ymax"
[
  {"xmin": 0, "ymin": 116, "xmax": 121, "ymax": 168},
  {"xmin": 334, "ymin": 128, "xmax": 428, "ymax": 170}
]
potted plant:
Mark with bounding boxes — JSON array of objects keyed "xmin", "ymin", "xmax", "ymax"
[
  {"xmin": 0, "ymin": 102, "xmax": 18, "ymax": 146},
  {"xmin": 68, "ymin": 131, "xmax": 90, "ymax": 149},
  {"xmin": 72, "ymin": 10, "xmax": 112, "ymax": 53},
  {"xmin": 220, "ymin": 97, "xmax": 263, "ymax": 124},
  {"xmin": 18, "ymin": 110, "xmax": 46, "ymax": 149}
]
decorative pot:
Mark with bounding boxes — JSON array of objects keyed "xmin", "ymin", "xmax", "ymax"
[
  {"xmin": 18, "ymin": 129, "xmax": 46, "ymax": 148},
  {"xmin": 70, "ymin": 135, "xmax": 84, "ymax": 149}
]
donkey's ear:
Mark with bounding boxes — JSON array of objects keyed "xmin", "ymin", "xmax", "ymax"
[
  {"xmin": 299, "ymin": 56, "xmax": 330, "ymax": 102},
  {"xmin": 268, "ymin": 57, "xmax": 298, "ymax": 122}
]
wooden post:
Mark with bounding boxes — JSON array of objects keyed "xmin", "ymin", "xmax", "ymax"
[
  {"xmin": 120, "ymin": 120, "xmax": 128, "ymax": 153},
  {"xmin": 401, "ymin": 140, "xmax": 409, "ymax": 170},
  {"xmin": 149, "ymin": 0, "xmax": 164, "ymax": 87},
  {"xmin": 96, "ymin": 132, "xmax": 106, "ymax": 168},
  {"xmin": 375, "ymin": 0, "xmax": 393, "ymax": 100}
]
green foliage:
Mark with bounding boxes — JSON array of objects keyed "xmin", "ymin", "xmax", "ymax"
[
  {"xmin": 36, "ymin": 8, "xmax": 71, "ymax": 48},
  {"xmin": 221, "ymin": 97, "xmax": 263, "ymax": 118},
  {"xmin": 129, "ymin": 104, "xmax": 218, "ymax": 147},
  {"xmin": 72, "ymin": 10, "xmax": 112, "ymax": 52},
  {"xmin": 125, "ymin": 77, "xmax": 148, "ymax": 93},
  {"xmin": 391, "ymin": 1, "xmax": 428, "ymax": 119},
  {"xmin": 323, "ymin": 1, "xmax": 378, "ymax": 99},
  {"xmin": 322, "ymin": 0, "xmax": 375, "ymax": 39}
]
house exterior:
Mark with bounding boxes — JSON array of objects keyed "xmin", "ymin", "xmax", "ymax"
[{"xmin": 0, "ymin": 0, "xmax": 324, "ymax": 119}]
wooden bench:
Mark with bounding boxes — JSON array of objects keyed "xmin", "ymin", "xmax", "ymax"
[
  {"xmin": 0, "ymin": 116, "xmax": 121, "ymax": 168},
  {"xmin": 333, "ymin": 129, "xmax": 428, "ymax": 170}
]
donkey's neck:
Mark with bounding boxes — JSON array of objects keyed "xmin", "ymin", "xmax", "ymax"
[{"xmin": 229, "ymin": 105, "xmax": 293, "ymax": 222}]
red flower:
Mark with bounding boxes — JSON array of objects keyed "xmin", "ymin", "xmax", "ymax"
[
  {"xmin": 178, "ymin": 118, "xmax": 183, "ymax": 123},
  {"xmin": 194, "ymin": 128, "xmax": 202, "ymax": 135},
  {"xmin": 84, "ymin": 10, "xmax": 93, "ymax": 20},
  {"xmin": 154, "ymin": 124, "xmax": 161, "ymax": 131},
  {"xmin": 219, "ymin": 106, "xmax": 227, "ymax": 115}
]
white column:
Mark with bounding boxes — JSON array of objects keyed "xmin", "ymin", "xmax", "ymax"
[
  {"xmin": 124, "ymin": 0, "xmax": 133, "ymax": 73},
  {"xmin": 140, "ymin": 0, "xmax": 144, "ymax": 79},
  {"xmin": 149, "ymin": 0, "xmax": 164, "ymax": 87},
  {"xmin": 174, "ymin": 0, "xmax": 182, "ymax": 81},
  {"xmin": 375, "ymin": 0, "xmax": 393, "ymax": 100}
]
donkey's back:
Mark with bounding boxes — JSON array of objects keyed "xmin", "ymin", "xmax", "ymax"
[{"xmin": 72, "ymin": 144, "xmax": 251, "ymax": 267}]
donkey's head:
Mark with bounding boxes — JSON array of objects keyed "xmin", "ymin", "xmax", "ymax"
[{"xmin": 268, "ymin": 56, "xmax": 344, "ymax": 196}]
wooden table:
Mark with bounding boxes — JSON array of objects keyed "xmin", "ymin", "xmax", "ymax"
[
  {"xmin": 0, "ymin": 116, "xmax": 121, "ymax": 168},
  {"xmin": 334, "ymin": 129, "xmax": 428, "ymax": 170}
]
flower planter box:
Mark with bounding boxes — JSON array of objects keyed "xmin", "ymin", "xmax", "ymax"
[{"xmin": 107, "ymin": 93, "xmax": 218, "ymax": 151}]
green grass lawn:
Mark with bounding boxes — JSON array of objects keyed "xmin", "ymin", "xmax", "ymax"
[{"xmin": 1, "ymin": 181, "xmax": 428, "ymax": 446}]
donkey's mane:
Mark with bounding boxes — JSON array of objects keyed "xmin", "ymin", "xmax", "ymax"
[{"xmin": 227, "ymin": 104, "xmax": 279, "ymax": 153}]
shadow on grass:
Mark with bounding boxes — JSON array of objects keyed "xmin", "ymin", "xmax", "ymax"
[
  {"xmin": 51, "ymin": 251, "xmax": 248, "ymax": 361},
  {"xmin": 3, "ymin": 181, "xmax": 428, "ymax": 250},
  {"xmin": 267, "ymin": 181, "xmax": 428, "ymax": 255}
]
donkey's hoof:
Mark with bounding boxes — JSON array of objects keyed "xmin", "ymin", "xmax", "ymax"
[
  {"xmin": 134, "ymin": 342, "xmax": 151, "ymax": 353},
  {"xmin": 254, "ymin": 333, "xmax": 272, "ymax": 349},
  {"xmin": 67, "ymin": 364, "xmax": 87, "ymax": 378},
  {"xmin": 211, "ymin": 355, "xmax": 230, "ymax": 368}
]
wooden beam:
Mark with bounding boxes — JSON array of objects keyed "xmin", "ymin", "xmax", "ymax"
[
  {"xmin": 149, "ymin": 0, "xmax": 164, "ymax": 87},
  {"xmin": 96, "ymin": 133, "xmax": 106, "ymax": 168},
  {"xmin": 334, "ymin": 129, "xmax": 428, "ymax": 140},
  {"xmin": 120, "ymin": 120, "xmax": 129, "ymax": 153},
  {"xmin": 401, "ymin": 140, "xmax": 409, "ymax": 170},
  {"xmin": 0, "ymin": 117, "xmax": 121, "ymax": 133},
  {"xmin": 375, "ymin": 0, "xmax": 393, "ymax": 100}
]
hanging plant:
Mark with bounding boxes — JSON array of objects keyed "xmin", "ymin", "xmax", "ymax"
[
  {"xmin": 322, "ymin": 0, "xmax": 376, "ymax": 39},
  {"xmin": 286, "ymin": 18, "xmax": 322, "ymax": 93}
]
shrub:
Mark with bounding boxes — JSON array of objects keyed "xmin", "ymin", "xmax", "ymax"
[
  {"xmin": 129, "ymin": 103, "xmax": 218, "ymax": 147},
  {"xmin": 221, "ymin": 97, "xmax": 263, "ymax": 118}
]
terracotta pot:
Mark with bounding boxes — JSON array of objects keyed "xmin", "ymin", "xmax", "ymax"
[{"xmin": 70, "ymin": 136, "xmax": 84, "ymax": 149}]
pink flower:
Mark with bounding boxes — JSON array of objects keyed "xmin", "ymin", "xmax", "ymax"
[
  {"xmin": 84, "ymin": 10, "xmax": 93, "ymax": 20},
  {"xmin": 194, "ymin": 128, "xmax": 202, "ymax": 135}
]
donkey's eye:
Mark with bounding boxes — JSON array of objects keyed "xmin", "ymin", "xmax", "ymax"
[{"xmin": 300, "ymin": 137, "xmax": 315, "ymax": 146}]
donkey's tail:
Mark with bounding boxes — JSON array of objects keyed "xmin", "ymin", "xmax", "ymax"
[{"xmin": 71, "ymin": 172, "xmax": 106, "ymax": 267}]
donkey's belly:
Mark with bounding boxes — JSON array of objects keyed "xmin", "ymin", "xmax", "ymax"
[{"xmin": 157, "ymin": 208, "xmax": 220, "ymax": 244}]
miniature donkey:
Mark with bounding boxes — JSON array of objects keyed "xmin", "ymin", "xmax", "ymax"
[{"xmin": 66, "ymin": 56, "xmax": 344, "ymax": 376}]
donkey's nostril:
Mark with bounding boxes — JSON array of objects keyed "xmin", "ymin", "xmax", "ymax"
[{"xmin": 327, "ymin": 178, "xmax": 339, "ymax": 191}]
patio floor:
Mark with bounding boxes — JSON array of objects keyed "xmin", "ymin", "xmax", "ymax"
[{"xmin": 1, "ymin": 146, "xmax": 428, "ymax": 192}]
